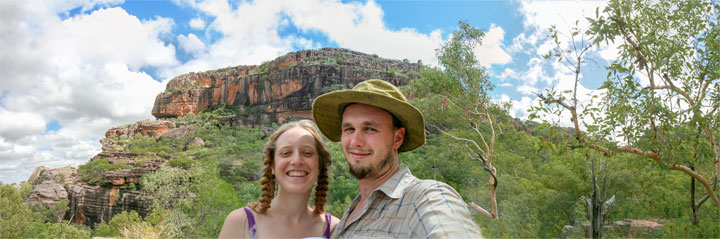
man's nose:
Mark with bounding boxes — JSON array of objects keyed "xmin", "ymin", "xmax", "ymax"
[{"xmin": 350, "ymin": 131, "xmax": 365, "ymax": 147}]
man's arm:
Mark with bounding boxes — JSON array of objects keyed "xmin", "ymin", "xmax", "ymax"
[{"xmin": 410, "ymin": 181, "xmax": 482, "ymax": 239}]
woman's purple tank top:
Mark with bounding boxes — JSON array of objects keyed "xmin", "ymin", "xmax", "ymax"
[{"xmin": 243, "ymin": 207, "xmax": 331, "ymax": 238}]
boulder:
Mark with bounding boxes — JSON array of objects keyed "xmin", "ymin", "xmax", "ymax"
[
  {"xmin": 25, "ymin": 180, "xmax": 68, "ymax": 207},
  {"xmin": 159, "ymin": 126, "xmax": 196, "ymax": 139}
]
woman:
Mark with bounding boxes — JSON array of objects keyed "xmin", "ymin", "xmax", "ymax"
[{"xmin": 219, "ymin": 120, "xmax": 339, "ymax": 239}]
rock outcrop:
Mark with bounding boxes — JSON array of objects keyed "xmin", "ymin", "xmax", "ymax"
[
  {"xmin": 562, "ymin": 219, "xmax": 664, "ymax": 238},
  {"xmin": 152, "ymin": 48, "xmax": 422, "ymax": 125}
]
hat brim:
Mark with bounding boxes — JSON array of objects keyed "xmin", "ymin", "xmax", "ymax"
[{"xmin": 312, "ymin": 90, "xmax": 425, "ymax": 152}]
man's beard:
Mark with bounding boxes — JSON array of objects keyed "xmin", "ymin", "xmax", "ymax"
[{"xmin": 348, "ymin": 150, "xmax": 394, "ymax": 180}]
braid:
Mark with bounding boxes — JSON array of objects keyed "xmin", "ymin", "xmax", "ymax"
[
  {"xmin": 252, "ymin": 156, "xmax": 275, "ymax": 213},
  {"xmin": 313, "ymin": 157, "xmax": 330, "ymax": 214}
]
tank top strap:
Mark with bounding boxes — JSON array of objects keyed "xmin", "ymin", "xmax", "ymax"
[
  {"xmin": 243, "ymin": 207, "xmax": 258, "ymax": 239},
  {"xmin": 323, "ymin": 212, "xmax": 332, "ymax": 238}
]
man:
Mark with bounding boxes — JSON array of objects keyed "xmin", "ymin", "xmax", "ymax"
[{"xmin": 312, "ymin": 79, "xmax": 482, "ymax": 238}]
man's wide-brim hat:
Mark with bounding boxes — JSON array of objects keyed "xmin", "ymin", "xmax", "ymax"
[{"xmin": 312, "ymin": 79, "xmax": 425, "ymax": 152}]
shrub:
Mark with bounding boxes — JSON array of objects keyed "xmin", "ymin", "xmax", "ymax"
[
  {"xmin": 120, "ymin": 221, "xmax": 176, "ymax": 239},
  {"xmin": 92, "ymin": 210, "xmax": 143, "ymax": 237},
  {"xmin": 166, "ymin": 157, "xmax": 194, "ymax": 170},
  {"xmin": 77, "ymin": 158, "xmax": 132, "ymax": 185}
]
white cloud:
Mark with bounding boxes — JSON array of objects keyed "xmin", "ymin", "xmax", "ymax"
[
  {"xmin": 475, "ymin": 24, "xmax": 511, "ymax": 67},
  {"xmin": 178, "ymin": 33, "xmax": 205, "ymax": 54},
  {"xmin": 0, "ymin": 1, "xmax": 175, "ymax": 183},
  {"xmin": 282, "ymin": 0, "xmax": 443, "ymax": 65},
  {"xmin": 0, "ymin": 109, "xmax": 47, "ymax": 141},
  {"xmin": 162, "ymin": 0, "xmax": 448, "ymax": 78},
  {"xmin": 189, "ymin": 17, "xmax": 205, "ymax": 29},
  {"xmin": 498, "ymin": 68, "xmax": 516, "ymax": 80}
]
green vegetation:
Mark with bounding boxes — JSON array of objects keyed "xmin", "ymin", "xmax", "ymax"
[
  {"xmin": 78, "ymin": 158, "xmax": 133, "ymax": 185},
  {"xmin": 1, "ymin": 183, "xmax": 92, "ymax": 238},
  {"xmin": 321, "ymin": 83, "xmax": 347, "ymax": 93}
]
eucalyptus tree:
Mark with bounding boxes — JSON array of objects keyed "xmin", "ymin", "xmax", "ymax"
[
  {"xmin": 532, "ymin": 0, "xmax": 720, "ymax": 218},
  {"xmin": 408, "ymin": 21, "xmax": 509, "ymax": 219}
]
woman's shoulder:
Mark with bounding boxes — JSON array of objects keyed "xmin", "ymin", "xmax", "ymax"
[
  {"xmin": 219, "ymin": 207, "xmax": 252, "ymax": 239},
  {"xmin": 328, "ymin": 213, "xmax": 340, "ymax": 234},
  {"xmin": 227, "ymin": 207, "xmax": 251, "ymax": 221}
]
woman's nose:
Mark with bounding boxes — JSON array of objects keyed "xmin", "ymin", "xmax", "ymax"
[{"xmin": 289, "ymin": 152, "xmax": 304, "ymax": 165}]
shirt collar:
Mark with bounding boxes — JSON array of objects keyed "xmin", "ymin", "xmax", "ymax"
[{"xmin": 374, "ymin": 167, "xmax": 414, "ymax": 199}]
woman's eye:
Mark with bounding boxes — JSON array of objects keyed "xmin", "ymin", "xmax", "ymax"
[
  {"xmin": 303, "ymin": 151, "xmax": 314, "ymax": 156},
  {"xmin": 280, "ymin": 151, "xmax": 291, "ymax": 156}
]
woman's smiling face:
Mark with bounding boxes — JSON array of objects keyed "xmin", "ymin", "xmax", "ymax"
[{"xmin": 272, "ymin": 127, "xmax": 320, "ymax": 194}]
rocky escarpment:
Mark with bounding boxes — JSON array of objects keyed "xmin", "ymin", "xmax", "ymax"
[
  {"xmin": 152, "ymin": 48, "xmax": 422, "ymax": 125},
  {"xmin": 24, "ymin": 120, "xmax": 193, "ymax": 227}
]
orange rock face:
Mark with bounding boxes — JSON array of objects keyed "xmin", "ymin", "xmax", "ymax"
[{"xmin": 152, "ymin": 48, "xmax": 423, "ymax": 125}]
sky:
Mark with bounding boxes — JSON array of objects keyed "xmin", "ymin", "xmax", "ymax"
[{"xmin": 0, "ymin": 0, "xmax": 617, "ymax": 184}]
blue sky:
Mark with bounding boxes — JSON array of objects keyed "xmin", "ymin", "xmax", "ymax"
[{"xmin": 0, "ymin": 0, "xmax": 616, "ymax": 184}]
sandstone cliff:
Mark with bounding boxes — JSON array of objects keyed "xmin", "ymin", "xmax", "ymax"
[
  {"xmin": 152, "ymin": 48, "xmax": 422, "ymax": 125},
  {"xmin": 24, "ymin": 120, "xmax": 184, "ymax": 227}
]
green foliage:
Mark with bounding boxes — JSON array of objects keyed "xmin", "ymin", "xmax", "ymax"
[
  {"xmin": 1, "ymin": 184, "xmax": 91, "ymax": 239},
  {"xmin": 92, "ymin": 210, "xmax": 143, "ymax": 237},
  {"xmin": 125, "ymin": 135, "xmax": 181, "ymax": 154},
  {"xmin": 202, "ymin": 103, "xmax": 238, "ymax": 117},
  {"xmin": 120, "ymin": 221, "xmax": 176, "ymax": 239},
  {"xmin": 1, "ymin": 183, "xmax": 40, "ymax": 238},
  {"xmin": 29, "ymin": 199, "xmax": 70, "ymax": 223},
  {"xmin": 321, "ymin": 83, "xmax": 347, "ymax": 93},
  {"xmin": 141, "ymin": 166, "xmax": 194, "ymax": 211},
  {"xmin": 239, "ymin": 105, "xmax": 263, "ymax": 116},
  {"xmin": 77, "ymin": 158, "xmax": 133, "ymax": 185},
  {"xmin": 184, "ymin": 163, "xmax": 244, "ymax": 237},
  {"xmin": 166, "ymin": 156, "xmax": 195, "ymax": 170}
]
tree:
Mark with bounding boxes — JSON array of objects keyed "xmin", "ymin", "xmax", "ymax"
[
  {"xmin": 408, "ymin": 21, "xmax": 509, "ymax": 219},
  {"xmin": 140, "ymin": 165, "xmax": 195, "ymax": 236},
  {"xmin": 532, "ymin": 0, "xmax": 720, "ymax": 219}
]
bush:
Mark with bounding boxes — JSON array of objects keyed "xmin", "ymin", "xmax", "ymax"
[
  {"xmin": 120, "ymin": 221, "xmax": 176, "ymax": 239},
  {"xmin": 78, "ymin": 158, "xmax": 132, "ymax": 185},
  {"xmin": 92, "ymin": 210, "xmax": 143, "ymax": 237},
  {"xmin": 166, "ymin": 157, "xmax": 195, "ymax": 170}
]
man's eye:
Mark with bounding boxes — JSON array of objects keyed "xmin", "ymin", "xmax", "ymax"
[
  {"xmin": 343, "ymin": 127, "xmax": 354, "ymax": 133},
  {"xmin": 366, "ymin": 128, "xmax": 377, "ymax": 132}
]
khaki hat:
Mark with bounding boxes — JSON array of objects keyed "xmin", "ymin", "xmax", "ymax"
[{"xmin": 312, "ymin": 79, "xmax": 425, "ymax": 152}]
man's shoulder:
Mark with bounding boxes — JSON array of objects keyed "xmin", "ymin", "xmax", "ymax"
[{"xmin": 404, "ymin": 177, "xmax": 462, "ymax": 199}]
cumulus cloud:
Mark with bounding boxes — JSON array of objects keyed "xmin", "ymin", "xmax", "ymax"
[
  {"xmin": 283, "ymin": 0, "xmax": 443, "ymax": 65},
  {"xmin": 161, "ymin": 0, "xmax": 449, "ymax": 79},
  {"xmin": 474, "ymin": 24, "xmax": 511, "ymax": 67},
  {"xmin": 178, "ymin": 33, "xmax": 205, "ymax": 55},
  {"xmin": 189, "ymin": 17, "xmax": 205, "ymax": 29},
  {"xmin": 0, "ymin": 0, "xmax": 175, "ymax": 183},
  {"xmin": 0, "ymin": 109, "xmax": 47, "ymax": 141}
]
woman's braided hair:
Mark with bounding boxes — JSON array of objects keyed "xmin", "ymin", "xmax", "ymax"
[{"xmin": 248, "ymin": 120, "xmax": 332, "ymax": 214}]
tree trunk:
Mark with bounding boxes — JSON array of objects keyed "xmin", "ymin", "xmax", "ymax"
[
  {"xmin": 590, "ymin": 153, "xmax": 603, "ymax": 239},
  {"xmin": 690, "ymin": 166, "xmax": 699, "ymax": 225}
]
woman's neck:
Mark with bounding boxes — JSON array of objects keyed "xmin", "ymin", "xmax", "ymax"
[{"xmin": 267, "ymin": 188, "xmax": 313, "ymax": 222}]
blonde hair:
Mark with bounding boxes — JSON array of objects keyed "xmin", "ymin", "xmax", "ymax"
[{"xmin": 248, "ymin": 120, "xmax": 332, "ymax": 214}]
